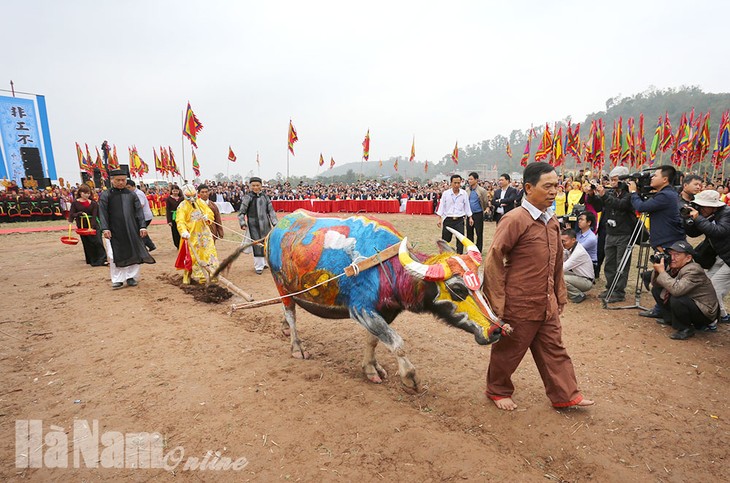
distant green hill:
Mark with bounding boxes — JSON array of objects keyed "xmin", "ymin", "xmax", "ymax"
[{"xmin": 319, "ymin": 86, "xmax": 730, "ymax": 180}]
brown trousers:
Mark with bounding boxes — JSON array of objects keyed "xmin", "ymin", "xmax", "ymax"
[{"xmin": 487, "ymin": 313, "xmax": 583, "ymax": 407}]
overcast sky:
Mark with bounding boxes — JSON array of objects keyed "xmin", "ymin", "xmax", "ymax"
[{"xmin": 2, "ymin": 0, "xmax": 728, "ymax": 182}]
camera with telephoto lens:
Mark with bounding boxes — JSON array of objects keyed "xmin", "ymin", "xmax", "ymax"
[
  {"xmin": 649, "ymin": 252, "xmax": 671, "ymax": 264},
  {"xmin": 679, "ymin": 202, "xmax": 698, "ymax": 219},
  {"xmin": 618, "ymin": 170, "xmax": 654, "ymax": 199},
  {"xmin": 567, "ymin": 204, "xmax": 585, "ymax": 223}
]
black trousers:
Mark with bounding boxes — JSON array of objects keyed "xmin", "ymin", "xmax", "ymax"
[
  {"xmin": 466, "ymin": 211, "xmax": 485, "ymax": 252},
  {"xmin": 651, "ymin": 286, "xmax": 714, "ymax": 330},
  {"xmin": 170, "ymin": 222, "xmax": 180, "ymax": 249},
  {"xmin": 596, "ymin": 223, "xmax": 606, "ymax": 278},
  {"xmin": 442, "ymin": 217, "xmax": 466, "ymax": 254},
  {"xmin": 142, "ymin": 219, "xmax": 156, "ymax": 250}
]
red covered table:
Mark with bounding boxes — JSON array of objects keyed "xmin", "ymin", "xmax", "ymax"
[{"xmin": 405, "ymin": 200, "xmax": 434, "ymax": 215}]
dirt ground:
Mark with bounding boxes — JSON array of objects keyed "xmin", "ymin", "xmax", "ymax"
[{"xmin": 1, "ymin": 213, "xmax": 728, "ymax": 482}]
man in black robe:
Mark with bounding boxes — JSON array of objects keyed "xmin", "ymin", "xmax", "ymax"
[
  {"xmin": 238, "ymin": 177, "xmax": 277, "ymax": 274},
  {"xmin": 99, "ymin": 170, "xmax": 155, "ymax": 288}
]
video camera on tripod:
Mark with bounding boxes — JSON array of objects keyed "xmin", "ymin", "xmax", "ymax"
[{"xmin": 617, "ymin": 170, "xmax": 653, "ymax": 200}]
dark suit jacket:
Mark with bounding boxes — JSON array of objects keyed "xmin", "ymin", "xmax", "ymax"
[{"xmin": 491, "ymin": 186, "xmax": 519, "ymax": 223}]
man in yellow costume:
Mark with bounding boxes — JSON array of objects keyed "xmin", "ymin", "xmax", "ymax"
[{"xmin": 175, "ymin": 184, "xmax": 220, "ymax": 284}]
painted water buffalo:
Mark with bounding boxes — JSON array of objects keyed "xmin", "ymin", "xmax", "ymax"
[{"xmin": 266, "ymin": 210, "xmax": 507, "ymax": 392}]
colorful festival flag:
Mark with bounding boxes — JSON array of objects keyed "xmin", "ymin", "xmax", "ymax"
[
  {"xmin": 594, "ymin": 119, "xmax": 606, "ymax": 170},
  {"xmin": 168, "ymin": 147, "xmax": 179, "ymax": 175},
  {"xmin": 410, "ymin": 137, "xmax": 416, "ymax": 162},
  {"xmin": 451, "ymin": 142, "xmax": 459, "ymax": 164},
  {"xmin": 565, "ymin": 122, "xmax": 581, "ymax": 161},
  {"xmin": 637, "ymin": 114, "xmax": 647, "ymax": 168},
  {"xmin": 182, "ymin": 102, "xmax": 203, "ymax": 148},
  {"xmin": 620, "ymin": 117, "xmax": 634, "ymax": 166},
  {"xmin": 319, "ymin": 153, "xmax": 324, "ymax": 166},
  {"xmin": 649, "ymin": 116, "xmax": 662, "ymax": 165},
  {"xmin": 660, "ymin": 112, "xmax": 674, "ymax": 152},
  {"xmin": 394, "ymin": 158, "xmax": 399, "ymax": 171},
  {"xmin": 506, "ymin": 142, "xmax": 513, "ymax": 158},
  {"xmin": 712, "ymin": 111, "xmax": 730, "ymax": 169},
  {"xmin": 424, "ymin": 160, "xmax": 428, "ymax": 173},
  {"xmin": 192, "ymin": 149, "xmax": 200, "ymax": 177},
  {"xmin": 228, "ymin": 146, "xmax": 237, "ymax": 162},
  {"xmin": 75, "ymin": 142, "xmax": 91, "ymax": 174},
  {"xmin": 363, "ymin": 129, "xmax": 370, "ymax": 161},
  {"xmin": 288, "ymin": 120, "xmax": 298, "ymax": 155},
  {"xmin": 520, "ymin": 131, "xmax": 532, "ymax": 167},
  {"xmin": 329, "ymin": 157, "xmax": 335, "ymax": 169},
  {"xmin": 534, "ymin": 124, "xmax": 553, "ymax": 162},
  {"xmin": 94, "ymin": 146, "xmax": 107, "ymax": 179},
  {"xmin": 698, "ymin": 112, "xmax": 711, "ymax": 163},
  {"xmin": 610, "ymin": 118, "xmax": 622, "ymax": 166},
  {"xmin": 551, "ymin": 126, "xmax": 564, "ymax": 167},
  {"xmin": 108, "ymin": 145, "xmax": 120, "ymax": 170},
  {"xmin": 154, "ymin": 148, "xmax": 163, "ymax": 174},
  {"xmin": 85, "ymin": 144, "xmax": 93, "ymax": 172}
]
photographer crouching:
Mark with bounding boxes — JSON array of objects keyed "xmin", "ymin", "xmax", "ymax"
[
  {"xmin": 683, "ymin": 189, "xmax": 730, "ymax": 325},
  {"xmin": 648, "ymin": 241, "xmax": 719, "ymax": 340},
  {"xmin": 627, "ymin": 165, "xmax": 686, "ymax": 319}
]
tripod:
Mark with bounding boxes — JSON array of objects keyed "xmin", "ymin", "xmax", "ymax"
[{"xmin": 602, "ymin": 213, "xmax": 652, "ymax": 311}]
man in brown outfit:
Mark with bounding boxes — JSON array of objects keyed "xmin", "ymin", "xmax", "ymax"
[
  {"xmin": 197, "ymin": 184, "xmax": 224, "ymax": 242},
  {"xmin": 483, "ymin": 162, "xmax": 594, "ymax": 411}
]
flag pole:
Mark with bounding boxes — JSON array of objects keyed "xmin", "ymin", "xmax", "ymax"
[{"xmin": 180, "ymin": 110, "xmax": 187, "ymax": 180}]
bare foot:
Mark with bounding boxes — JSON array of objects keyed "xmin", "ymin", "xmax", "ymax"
[
  {"xmin": 492, "ymin": 397, "xmax": 517, "ymax": 411},
  {"xmin": 576, "ymin": 398, "xmax": 594, "ymax": 407}
]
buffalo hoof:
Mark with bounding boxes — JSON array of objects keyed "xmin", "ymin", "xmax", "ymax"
[
  {"xmin": 364, "ymin": 362, "xmax": 388, "ymax": 384},
  {"xmin": 400, "ymin": 373, "xmax": 423, "ymax": 394},
  {"xmin": 291, "ymin": 350, "xmax": 310, "ymax": 360}
]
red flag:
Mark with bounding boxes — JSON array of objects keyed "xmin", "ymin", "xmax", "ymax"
[
  {"xmin": 228, "ymin": 146, "xmax": 237, "ymax": 162},
  {"xmin": 288, "ymin": 120, "xmax": 298, "ymax": 155},
  {"xmin": 362, "ymin": 129, "xmax": 370, "ymax": 161},
  {"xmin": 182, "ymin": 101, "xmax": 203, "ymax": 148},
  {"xmin": 108, "ymin": 145, "xmax": 120, "ymax": 170},
  {"xmin": 451, "ymin": 142, "xmax": 459, "ymax": 164}
]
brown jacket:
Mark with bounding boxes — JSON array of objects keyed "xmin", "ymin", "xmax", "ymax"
[
  {"xmin": 206, "ymin": 199, "xmax": 224, "ymax": 240},
  {"xmin": 483, "ymin": 206, "xmax": 568, "ymax": 321},
  {"xmin": 466, "ymin": 184, "xmax": 490, "ymax": 212},
  {"xmin": 654, "ymin": 261, "xmax": 719, "ymax": 320}
]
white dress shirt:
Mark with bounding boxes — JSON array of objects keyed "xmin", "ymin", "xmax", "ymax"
[
  {"xmin": 436, "ymin": 189, "xmax": 472, "ymax": 218},
  {"xmin": 563, "ymin": 241, "xmax": 595, "ymax": 280}
]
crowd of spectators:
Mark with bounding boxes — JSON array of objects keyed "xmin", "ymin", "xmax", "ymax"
[{"xmin": 1, "ymin": 172, "xmax": 729, "ymax": 225}]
